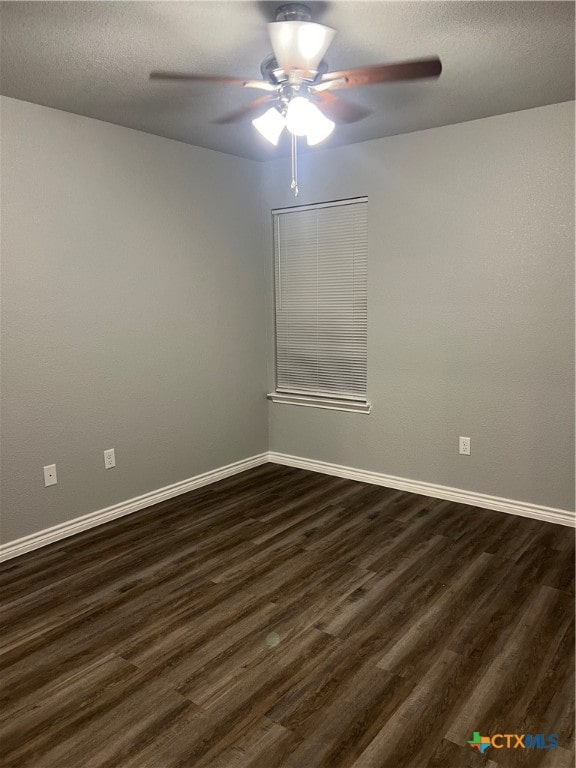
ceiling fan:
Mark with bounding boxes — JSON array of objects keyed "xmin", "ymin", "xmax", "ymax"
[{"xmin": 150, "ymin": 3, "xmax": 442, "ymax": 148}]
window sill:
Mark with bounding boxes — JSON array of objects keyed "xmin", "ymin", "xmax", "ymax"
[{"xmin": 267, "ymin": 392, "xmax": 371, "ymax": 414}]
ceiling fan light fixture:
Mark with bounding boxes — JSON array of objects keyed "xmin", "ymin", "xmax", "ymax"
[
  {"xmin": 306, "ymin": 113, "xmax": 335, "ymax": 145},
  {"xmin": 285, "ymin": 96, "xmax": 312, "ymax": 136},
  {"xmin": 268, "ymin": 21, "xmax": 336, "ymax": 71},
  {"xmin": 252, "ymin": 106, "xmax": 286, "ymax": 145},
  {"xmin": 285, "ymin": 96, "xmax": 333, "ymax": 145}
]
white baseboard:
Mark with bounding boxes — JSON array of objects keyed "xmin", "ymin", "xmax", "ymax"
[
  {"xmin": 2, "ymin": 449, "xmax": 573, "ymax": 562},
  {"xmin": 268, "ymin": 451, "xmax": 575, "ymax": 528},
  {"xmin": 0, "ymin": 453, "xmax": 268, "ymax": 562}
]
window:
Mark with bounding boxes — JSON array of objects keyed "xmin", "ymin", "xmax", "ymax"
[{"xmin": 268, "ymin": 197, "xmax": 369, "ymax": 413}]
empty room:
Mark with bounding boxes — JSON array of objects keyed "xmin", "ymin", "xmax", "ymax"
[{"xmin": 0, "ymin": 1, "xmax": 574, "ymax": 766}]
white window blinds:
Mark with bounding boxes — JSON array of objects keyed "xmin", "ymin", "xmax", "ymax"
[{"xmin": 273, "ymin": 198, "xmax": 368, "ymax": 403}]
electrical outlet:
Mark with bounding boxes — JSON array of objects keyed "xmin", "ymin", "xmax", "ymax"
[
  {"xmin": 104, "ymin": 448, "xmax": 116, "ymax": 469},
  {"xmin": 459, "ymin": 437, "xmax": 471, "ymax": 456},
  {"xmin": 44, "ymin": 464, "xmax": 57, "ymax": 486}
]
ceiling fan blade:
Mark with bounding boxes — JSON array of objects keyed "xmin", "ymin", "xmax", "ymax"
[
  {"xmin": 213, "ymin": 95, "xmax": 275, "ymax": 124},
  {"xmin": 150, "ymin": 71, "xmax": 256, "ymax": 86},
  {"xmin": 311, "ymin": 78, "xmax": 348, "ymax": 93},
  {"xmin": 243, "ymin": 80, "xmax": 278, "ymax": 92},
  {"xmin": 320, "ymin": 57, "xmax": 442, "ymax": 89},
  {"xmin": 312, "ymin": 91, "xmax": 372, "ymax": 124}
]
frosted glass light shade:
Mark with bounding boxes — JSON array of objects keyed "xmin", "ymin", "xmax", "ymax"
[
  {"xmin": 285, "ymin": 97, "xmax": 314, "ymax": 136},
  {"xmin": 285, "ymin": 97, "xmax": 335, "ymax": 145},
  {"xmin": 252, "ymin": 107, "xmax": 286, "ymax": 145},
  {"xmin": 268, "ymin": 21, "xmax": 336, "ymax": 71},
  {"xmin": 306, "ymin": 112, "xmax": 335, "ymax": 145}
]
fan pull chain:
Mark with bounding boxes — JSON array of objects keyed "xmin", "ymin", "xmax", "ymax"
[{"xmin": 290, "ymin": 133, "xmax": 299, "ymax": 197}]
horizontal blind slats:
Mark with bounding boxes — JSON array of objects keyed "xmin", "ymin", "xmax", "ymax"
[{"xmin": 274, "ymin": 200, "xmax": 368, "ymax": 399}]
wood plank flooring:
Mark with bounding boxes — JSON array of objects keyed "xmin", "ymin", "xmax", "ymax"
[{"xmin": 0, "ymin": 463, "xmax": 574, "ymax": 767}]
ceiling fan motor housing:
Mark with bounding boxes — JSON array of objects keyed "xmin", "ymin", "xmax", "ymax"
[
  {"xmin": 275, "ymin": 4, "xmax": 312, "ymax": 22},
  {"xmin": 260, "ymin": 53, "xmax": 329, "ymax": 84}
]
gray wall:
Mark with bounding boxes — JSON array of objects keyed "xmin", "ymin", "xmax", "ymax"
[
  {"xmin": 2, "ymin": 97, "xmax": 573, "ymax": 547},
  {"xmin": 1, "ymin": 97, "xmax": 268, "ymax": 543},
  {"xmin": 263, "ymin": 102, "xmax": 575, "ymax": 511}
]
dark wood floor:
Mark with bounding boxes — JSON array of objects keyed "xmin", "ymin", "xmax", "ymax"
[{"xmin": 0, "ymin": 463, "xmax": 574, "ymax": 767}]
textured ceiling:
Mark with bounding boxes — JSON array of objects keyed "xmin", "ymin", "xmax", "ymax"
[{"xmin": 1, "ymin": 1, "xmax": 574, "ymax": 160}]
